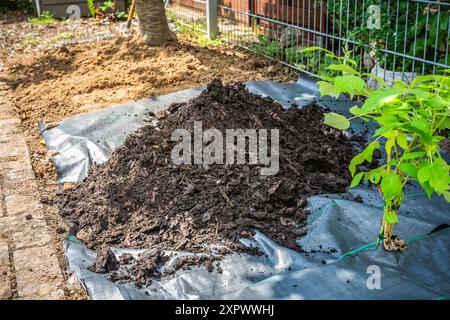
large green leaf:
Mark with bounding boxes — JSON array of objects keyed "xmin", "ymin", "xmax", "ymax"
[
  {"xmin": 380, "ymin": 173, "xmax": 403, "ymax": 200},
  {"xmin": 349, "ymin": 105, "xmax": 363, "ymax": 116},
  {"xmin": 374, "ymin": 123, "xmax": 403, "ymax": 137},
  {"xmin": 396, "ymin": 133, "xmax": 409, "ymax": 150},
  {"xmin": 437, "ymin": 117, "xmax": 450, "ymax": 130},
  {"xmin": 421, "ymin": 181, "xmax": 434, "ymax": 199},
  {"xmin": 335, "ymin": 75, "xmax": 366, "ymax": 98},
  {"xmin": 385, "ymin": 136, "xmax": 396, "ymax": 156},
  {"xmin": 429, "ymin": 96, "xmax": 448, "ymax": 109},
  {"xmin": 300, "ymin": 46, "xmax": 336, "ymax": 57},
  {"xmin": 411, "ymin": 74, "xmax": 447, "ymax": 88},
  {"xmin": 409, "ymin": 118, "xmax": 433, "ymax": 145},
  {"xmin": 350, "ymin": 172, "xmax": 365, "ymax": 188},
  {"xmin": 417, "ymin": 162, "xmax": 433, "ymax": 185},
  {"xmin": 317, "ymin": 81, "xmax": 341, "ymax": 99},
  {"xmin": 373, "ymin": 115, "xmax": 401, "ymax": 127},
  {"xmin": 443, "ymin": 191, "xmax": 450, "ymax": 202},
  {"xmin": 428, "ymin": 159, "xmax": 450, "ymax": 193},
  {"xmin": 366, "ymin": 168, "xmax": 385, "ymax": 184},
  {"xmin": 323, "ymin": 112, "xmax": 350, "ymax": 130},
  {"xmin": 410, "ymin": 118, "xmax": 432, "ymax": 136},
  {"xmin": 411, "ymin": 88, "xmax": 432, "ymax": 100},
  {"xmin": 327, "ymin": 64, "xmax": 358, "ymax": 75},
  {"xmin": 402, "ymin": 151, "xmax": 426, "ymax": 160},
  {"xmin": 349, "ymin": 141, "xmax": 380, "ymax": 176},
  {"xmin": 397, "ymin": 162, "xmax": 418, "ymax": 179},
  {"xmin": 361, "ymin": 88, "xmax": 403, "ymax": 112},
  {"xmin": 361, "ymin": 73, "xmax": 388, "ymax": 88}
]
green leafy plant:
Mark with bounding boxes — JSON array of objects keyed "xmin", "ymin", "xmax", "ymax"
[
  {"xmin": 250, "ymin": 36, "xmax": 359, "ymax": 78},
  {"xmin": 100, "ymin": 0, "xmax": 114, "ymax": 11},
  {"xmin": 28, "ymin": 10, "xmax": 54, "ymax": 25},
  {"xmin": 302, "ymin": 45, "xmax": 363, "ymax": 84},
  {"xmin": 116, "ymin": 10, "xmax": 128, "ymax": 20},
  {"xmin": 168, "ymin": 23, "xmax": 223, "ymax": 47},
  {"xmin": 285, "ymin": 47, "xmax": 340, "ymax": 76},
  {"xmin": 327, "ymin": 0, "xmax": 449, "ymax": 73},
  {"xmin": 308, "ymin": 48, "xmax": 450, "ymax": 252},
  {"xmin": 250, "ymin": 35, "xmax": 283, "ymax": 59},
  {"xmin": 378, "ymin": 1, "xmax": 449, "ymax": 73},
  {"xmin": 87, "ymin": 0, "xmax": 96, "ymax": 17}
]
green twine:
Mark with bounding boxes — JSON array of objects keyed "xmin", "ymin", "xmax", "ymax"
[
  {"xmin": 67, "ymin": 233, "xmax": 83, "ymax": 244},
  {"xmin": 339, "ymin": 226, "xmax": 450, "ymax": 260}
]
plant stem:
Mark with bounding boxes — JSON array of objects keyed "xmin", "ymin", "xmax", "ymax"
[{"xmin": 382, "ymin": 213, "xmax": 393, "ymax": 240}]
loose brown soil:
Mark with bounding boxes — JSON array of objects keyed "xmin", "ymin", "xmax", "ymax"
[
  {"xmin": 56, "ymin": 80, "xmax": 355, "ymax": 286},
  {"xmin": 0, "ymin": 10, "xmax": 114, "ymax": 59},
  {"xmin": 1, "ymin": 34, "xmax": 298, "ymax": 181}
]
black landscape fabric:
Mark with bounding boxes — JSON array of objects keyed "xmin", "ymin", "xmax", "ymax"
[{"xmin": 42, "ymin": 78, "xmax": 450, "ymax": 299}]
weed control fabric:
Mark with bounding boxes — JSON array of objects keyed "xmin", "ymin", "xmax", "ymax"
[
  {"xmin": 56, "ymin": 80, "xmax": 356, "ymax": 286},
  {"xmin": 47, "ymin": 79, "xmax": 449, "ymax": 299}
]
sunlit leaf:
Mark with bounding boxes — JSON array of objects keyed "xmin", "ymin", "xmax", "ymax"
[
  {"xmin": 443, "ymin": 191, "xmax": 450, "ymax": 202},
  {"xmin": 396, "ymin": 133, "xmax": 409, "ymax": 150},
  {"xmin": 349, "ymin": 105, "xmax": 363, "ymax": 116},
  {"xmin": 323, "ymin": 112, "xmax": 350, "ymax": 130},
  {"xmin": 335, "ymin": 75, "xmax": 366, "ymax": 98},
  {"xmin": 402, "ymin": 151, "xmax": 426, "ymax": 160},
  {"xmin": 349, "ymin": 141, "xmax": 380, "ymax": 176},
  {"xmin": 417, "ymin": 162, "xmax": 433, "ymax": 185},
  {"xmin": 361, "ymin": 88, "xmax": 403, "ymax": 112},
  {"xmin": 397, "ymin": 162, "xmax": 418, "ymax": 179},
  {"xmin": 381, "ymin": 173, "xmax": 403, "ymax": 200},
  {"xmin": 350, "ymin": 172, "xmax": 365, "ymax": 188},
  {"xmin": 327, "ymin": 64, "xmax": 358, "ymax": 75},
  {"xmin": 428, "ymin": 159, "xmax": 450, "ymax": 193},
  {"xmin": 361, "ymin": 73, "xmax": 388, "ymax": 88},
  {"xmin": 317, "ymin": 81, "xmax": 341, "ymax": 98},
  {"xmin": 300, "ymin": 46, "xmax": 336, "ymax": 57}
]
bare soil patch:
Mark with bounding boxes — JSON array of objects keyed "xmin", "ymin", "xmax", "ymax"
[
  {"xmin": 0, "ymin": 11, "xmax": 113, "ymax": 59},
  {"xmin": 1, "ymin": 33, "xmax": 298, "ymax": 181}
]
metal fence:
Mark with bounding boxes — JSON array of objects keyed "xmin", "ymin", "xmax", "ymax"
[
  {"xmin": 166, "ymin": 0, "xmax": 450, "ymax": 82},
  {"xmin": 166, "ymin": 0, "xmax": 208, "ymax": 33}
]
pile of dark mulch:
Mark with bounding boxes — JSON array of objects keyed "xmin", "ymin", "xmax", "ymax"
[{"xmin": 57, "ymin": 79, "xmax": 356, "ymax": 286}]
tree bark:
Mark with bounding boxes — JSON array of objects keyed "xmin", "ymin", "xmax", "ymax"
[{"xmin": 135, "ymin": 0, "xmax": 176, "ymax": 46}]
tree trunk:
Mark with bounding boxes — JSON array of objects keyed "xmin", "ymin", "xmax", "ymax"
[{"xmin": 135, "ymin": 0, "xmax": 176, "ymax": 46}]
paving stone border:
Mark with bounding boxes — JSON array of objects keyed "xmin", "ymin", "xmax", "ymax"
[{"xmin": 0, "ymin": 84, "xmax": 66, "ymax": 299}]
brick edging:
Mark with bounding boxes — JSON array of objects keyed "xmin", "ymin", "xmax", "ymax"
[{"xmin": 0, "ymin": 85, "xmax": 66, "ymax": 300}]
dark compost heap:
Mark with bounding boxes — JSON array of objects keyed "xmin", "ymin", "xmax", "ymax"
[{"xmin": 57, "ymin": 80, "xmax": 356, "ymax": 286}]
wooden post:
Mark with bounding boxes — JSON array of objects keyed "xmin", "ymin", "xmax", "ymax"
[{"xmin": 126, "ymin": 0, "xmax": 136, "ymax": 29}]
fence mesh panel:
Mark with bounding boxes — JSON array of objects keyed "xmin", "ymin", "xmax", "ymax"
[
  {"xmin": 166, "ymin": 0, "xmax": 450, "ymax": 80},
  {"xmin": 166, "ymin": 0, "xmax": 208, "ymax": 33}
]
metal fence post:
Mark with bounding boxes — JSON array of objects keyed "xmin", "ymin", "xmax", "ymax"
[{"xmin": 206, "ymin": 0, "xmax": 218, "ymax": 39}]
